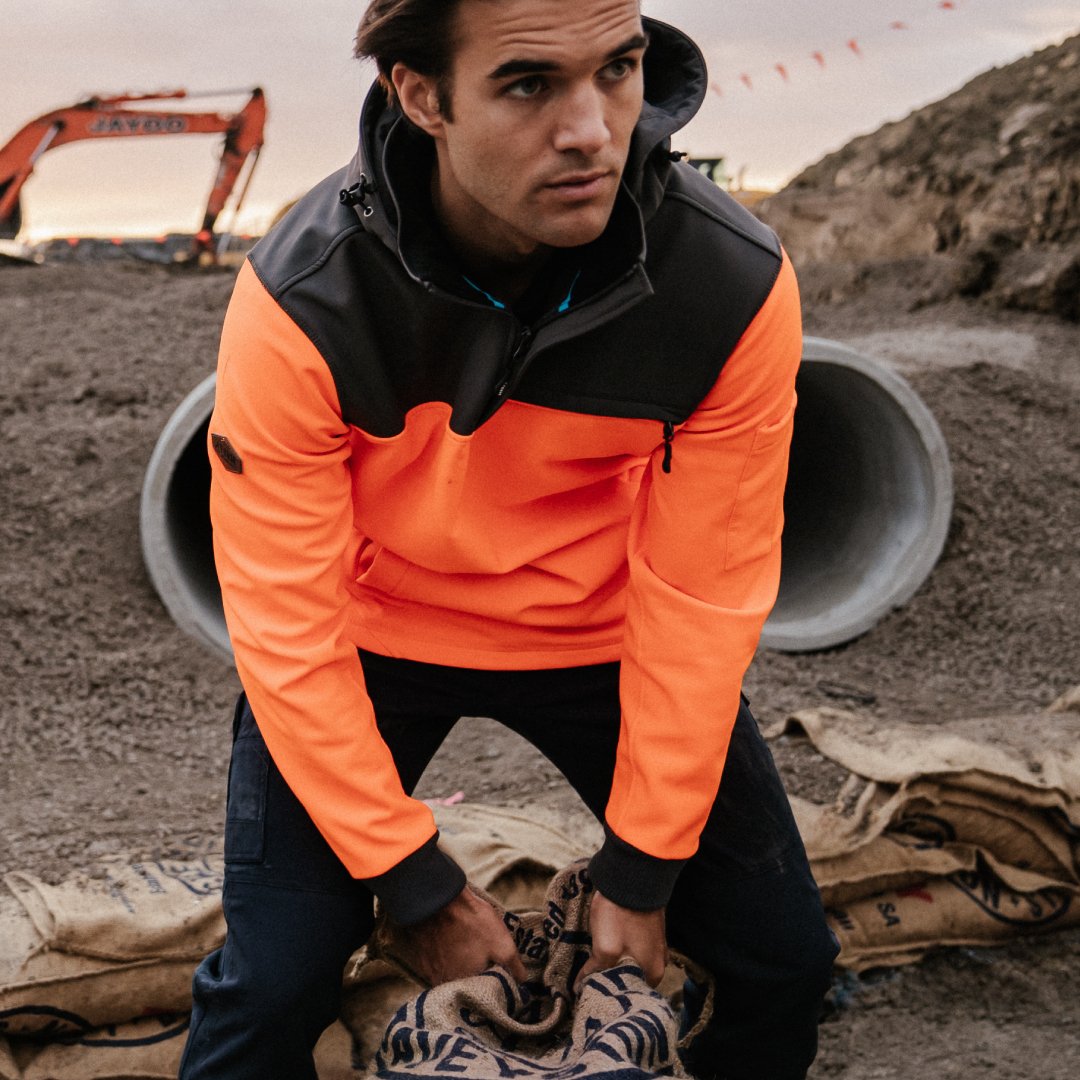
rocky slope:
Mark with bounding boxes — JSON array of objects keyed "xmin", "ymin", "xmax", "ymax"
[{"xmin": 758, "ymin": 34, "xmax": 1080, "ymax": 319}]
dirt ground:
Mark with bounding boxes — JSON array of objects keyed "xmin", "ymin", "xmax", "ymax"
[{"xmin": 1, "ymin": 256, "xmax": 1078, "ymax": 1077}]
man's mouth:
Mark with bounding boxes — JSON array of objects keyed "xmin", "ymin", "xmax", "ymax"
[{"xmin": 544, "ymin": 170, "xmax": 612, "ymax": 202}]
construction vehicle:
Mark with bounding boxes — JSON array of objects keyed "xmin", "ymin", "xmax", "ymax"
[{"xmin": 0, "ymin": 87, "xmax": 266, "ymax": 261}]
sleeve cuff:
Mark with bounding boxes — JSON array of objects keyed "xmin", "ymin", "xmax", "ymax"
[
  {"xmin": 361, "ymin": 832, "xmax": 466, "ymax": 925},
  {"xmin": 588, "ymin": 828, "xmax": 686, "ymax": 911}
]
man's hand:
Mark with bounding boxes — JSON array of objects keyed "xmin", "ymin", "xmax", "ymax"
[
  {"xmin": 575, "ymin": 890, "xmax": 668, "ymax": 992},
  {"xmin": 393, "ymin": 885, "xmax": 527, "ymax": 987}
]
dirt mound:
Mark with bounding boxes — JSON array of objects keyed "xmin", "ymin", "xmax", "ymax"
[{"xmin": 759, "ymin": 34, "xmax": 1080, "ymax": 319}]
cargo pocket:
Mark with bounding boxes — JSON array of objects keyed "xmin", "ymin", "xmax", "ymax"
[
  {"xmin": 224, "ymin": 699, "xmax": 269, "ymax": 865},
  {"xmin": 723, "ymin": 401, "xmax": 795, "ymax": 571}
]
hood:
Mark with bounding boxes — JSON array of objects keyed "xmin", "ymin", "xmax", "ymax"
[{"xmin": 344, "ymin": 16, "xmax": 707, "ymax": 274}]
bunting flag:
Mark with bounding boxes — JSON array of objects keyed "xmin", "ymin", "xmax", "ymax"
[{"xmin": 709, "ymin": 0, "xmax": 968, "ymax": 95}]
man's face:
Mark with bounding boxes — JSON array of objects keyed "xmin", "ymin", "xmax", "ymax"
[{"xmin": 431, "ymin": 0, "xmax": 646, "ymax": 260}]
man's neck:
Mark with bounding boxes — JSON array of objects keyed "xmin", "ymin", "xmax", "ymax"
[{"xmin": 429, "ymin": 166, "xmax": 553, "ymax": 305}]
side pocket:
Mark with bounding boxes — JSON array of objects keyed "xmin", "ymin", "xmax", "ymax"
[
  {"xmin": 224, "ymin": 701, "xmax": 269, "ymax": 865},
  {"xmin": 723, "ymin": 400, "xmax": 795, "ymax": 571},
  {"xmin": 351, "ymin": 536, "xmax": 412, "ymax": 598}
]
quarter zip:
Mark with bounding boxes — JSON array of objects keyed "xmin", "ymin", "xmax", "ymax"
[{"xmin": 493, "ymin": 325, "xmax": 533, "ymax": 402}]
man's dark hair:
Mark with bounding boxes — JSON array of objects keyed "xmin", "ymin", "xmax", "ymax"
[{"xmin": 354, "ymin": 0, "xmax": 461, "ymax": 120}]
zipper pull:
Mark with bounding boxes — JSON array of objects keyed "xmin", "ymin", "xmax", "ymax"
[
  {"xmin": 495, "ymin": 326, "xmax": 533, "ymax": 399},
  {"xmin": 661, "ymin": 421, "xmax": 675, "ymax": 474},
  {"xmin": 513, "ymin": 326, "xmax": 533, "ymax": 359}
]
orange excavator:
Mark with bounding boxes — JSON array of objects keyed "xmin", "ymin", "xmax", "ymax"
[{"xmin": 0, "ymin": 87, "xmax": 266, "ymax": 260}]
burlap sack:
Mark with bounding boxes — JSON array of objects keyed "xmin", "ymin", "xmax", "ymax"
[
  {"xmin": 6, "ymin": 1015, "xmax": 359, "ymax": 1080},
  {"xmin": 773, "ymin": 704, "xmax": 1080, "ymax": 969},
  {"xmin": 5, "ymin": 856, "xmax": 225, "ymax": 962},
  {"xmin": 365, "ymin": 861, "xmax": 701, "ymax": 1080},
  {"xmin": 826, "ymin": 857, "xmax": 1080, "ymax": 972},
  {"xmin": 17, "ymin": 1014, "xmax": 190, "ymax": 1080},
  {"xmin": 0, "ymin": 855, "xmax": 224, "ymax": 1037},
  {"xmin": 777, "ymin": 706, "xmax": 1080, "ymax": 813},
  {"xmin": 432, "ymin": 803, "xmax": 600, "ymax": 898},
  {"xmin": 339, "ymin": 803, "xmax": 603, "ymax": 1063},
  {"xmin": 795, "ymin": 780, "xmax": 1078, "ymax": 907},
  {"xmin": 0, "ymin": 1037, "xmax": 23, "ymax": 1080}
]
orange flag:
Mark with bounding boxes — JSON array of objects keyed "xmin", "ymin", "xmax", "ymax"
[
  {"xmin": 775, "ymin": 63, "xmax": 789, "ymax": 82},
  {"xmin": 847, "ymin": 39, "xmax": 862, "ymax": 57},
  {"xmin": 811, "ymin": 50, "xmax": 826, "ymax": 68},
  {"xmin": 739, "ymin": 73, "xmax": 753, "ymax": 90}
]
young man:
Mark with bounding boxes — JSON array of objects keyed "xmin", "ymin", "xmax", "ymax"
[{"xmin": 180, "ymin": 1, "xmax": 838, "ymax": 1077}]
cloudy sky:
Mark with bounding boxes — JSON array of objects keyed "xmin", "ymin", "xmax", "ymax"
[{"xmin": 3, "ymin": 0, "xmax": 1076, "ymax": 239}]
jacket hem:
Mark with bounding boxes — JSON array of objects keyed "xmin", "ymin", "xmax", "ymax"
[{"xmin": 352, "ymin": 626, "xmax": 623, "ymax": 671}]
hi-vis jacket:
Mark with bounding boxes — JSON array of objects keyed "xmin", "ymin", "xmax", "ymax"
[{"xmin": 208, "ymin": 19, "xmax": 802, "ymax": 924}]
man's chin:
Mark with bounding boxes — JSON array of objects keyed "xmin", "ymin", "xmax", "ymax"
[{"xmin": 538, "ymin": 205, "xmax": 615, "ymax": 249}]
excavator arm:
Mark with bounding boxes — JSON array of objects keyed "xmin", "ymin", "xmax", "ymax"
[{"xmin": 0, "ymin": 88, "xmax": 266, "ymax": 257}]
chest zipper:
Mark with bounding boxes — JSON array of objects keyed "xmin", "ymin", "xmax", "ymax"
[
  {"xmin": 662, "ymin": 421, "xmax": 675, "ymax": 474},
  {"xmin": 493, "ymin": 325, "xmax": 533, "ymax": 401}
]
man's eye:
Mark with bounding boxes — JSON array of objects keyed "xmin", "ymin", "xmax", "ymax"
[
  {"xmin": 506, "ymin": 76, "xmax": 546, "ymax": 99},
  {"xmin": 601, "ymin": 58, "xmax": 638, "ymax": 80}
]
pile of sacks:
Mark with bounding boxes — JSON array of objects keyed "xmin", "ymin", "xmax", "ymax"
[{"xmin": 774, "ymin": 688, "xmax": 1080, "ymax": 970}]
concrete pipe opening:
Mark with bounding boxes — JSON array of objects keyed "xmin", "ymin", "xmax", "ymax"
[
  {"xmin": 761, "ymin": 337, "xmax": 953, "ymax": 651},
  {"xmin": 139, "ymin": 373, "xmax": 230, "ymax": 660},
  {"xmin": 140, "ymin": 337, "xmax": 952, "ymax": 662}
]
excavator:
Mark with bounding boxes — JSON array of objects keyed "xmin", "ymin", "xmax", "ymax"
[{"xmin": 0, "ymin": 87, "xmax": 266, "ymax": 262}]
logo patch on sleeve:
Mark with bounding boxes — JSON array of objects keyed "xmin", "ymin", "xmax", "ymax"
[{"xmin": 211, "ymin": 433, "xmax": 244, "ymax": 475}]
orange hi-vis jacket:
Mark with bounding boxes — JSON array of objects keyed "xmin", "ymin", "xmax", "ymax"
[{"xmin": 208, "ymin": 19, "xmax": 802, "ymax": 923}]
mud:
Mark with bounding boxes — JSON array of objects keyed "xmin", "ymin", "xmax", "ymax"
[{"xmin": 1, "ymin": 258, "xmax": 1078, "ymax": 1077}]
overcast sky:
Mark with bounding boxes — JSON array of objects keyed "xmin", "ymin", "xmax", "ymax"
[{"xmin": 3, "ymin": 0, "xmax": 1076, "ymax": 239}]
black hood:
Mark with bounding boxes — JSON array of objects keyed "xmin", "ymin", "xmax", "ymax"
[{"xmin": 344, "ymin": 16, "xmax": 707, "ymax": 273}]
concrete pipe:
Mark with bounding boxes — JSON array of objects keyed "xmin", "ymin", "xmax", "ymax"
[
  {"xmin": 139, "ymin": 373, "xmax": 230, "ymax": 660},
  {"xmin": 761, "ymin": 337, "xmax": 953, "ymax": 651},
  {"xmin": 139, "ymin": 337, "xmax": 952, "ymax": 662}
]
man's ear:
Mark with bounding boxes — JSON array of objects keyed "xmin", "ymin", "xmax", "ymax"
[{"xmin": 391, "ymin": 63, "xmax": 445, "ymax": 138}]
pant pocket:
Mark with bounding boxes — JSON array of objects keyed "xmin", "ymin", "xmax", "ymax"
[{"xmin": 224, "ymin": 698, "xmax": 269, "ymax": 865}]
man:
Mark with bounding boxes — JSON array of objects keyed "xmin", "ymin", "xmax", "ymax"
[{"xmin": 180, "ymin": 1, "xmax": 838, "ymax": 1077}]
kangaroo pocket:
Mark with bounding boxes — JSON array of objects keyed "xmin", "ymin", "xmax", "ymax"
[{"xmin": 351, "ymin": 537, "xmax": 413, "ymax": 599}]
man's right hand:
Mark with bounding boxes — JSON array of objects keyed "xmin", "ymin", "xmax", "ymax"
[{"xmin": 392, "ymin": 885, "xmax": 527, "ymax": 987}]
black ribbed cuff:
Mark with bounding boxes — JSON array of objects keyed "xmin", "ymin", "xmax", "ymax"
[
  {"xmin": 588, "ymin": 829, "xmax": 686, "ymax": 911},
  {"xmin": 361, "ymin": 833, "xmax": 466, "ymax": 926}
]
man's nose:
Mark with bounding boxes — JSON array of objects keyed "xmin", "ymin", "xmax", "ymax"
[{"xmin": 552, "ymin": 84, "xmax": 611, "ymax": 156}]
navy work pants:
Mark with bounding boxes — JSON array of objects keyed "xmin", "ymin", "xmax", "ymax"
[{"xmin": 179, "ymin": 650, "xmax": 837, "ymax": 1079}]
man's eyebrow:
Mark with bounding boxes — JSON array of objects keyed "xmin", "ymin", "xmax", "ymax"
[
  {"xmin": 487, "ymin": 32, "xmax": 650, "ymax": 81},
  {"xmin": 606, "ymin": 33, "xmax": 650, "ymax": 61}
]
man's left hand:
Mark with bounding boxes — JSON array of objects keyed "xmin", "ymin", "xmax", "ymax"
[{"xmin": 574, "ymin": 889, "xmax": 668, "ymax": 992}]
